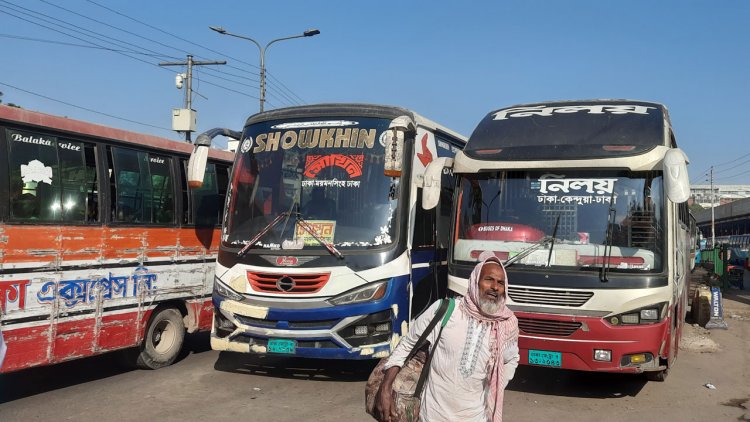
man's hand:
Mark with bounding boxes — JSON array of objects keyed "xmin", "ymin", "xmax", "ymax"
[{"xmin": 374, "ymin": 366, "xmax": 400, "ymax": 421}]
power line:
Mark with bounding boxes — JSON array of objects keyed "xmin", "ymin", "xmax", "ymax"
[
  {"xmin": 712, "ymin": 152, "xmax": 750, "ymax": 169},
  {"xmin": 712, "ymin": 158, "xmax": 750, "ymax": 175},
  {"xmin": 714, "ymin": 167, "xmax": 750, "ymax": 182},
  {"xmin": 2, "ymin": 1, "xmax": 297, "ymax": 107},
  {"xmin": 0, "ymin": 6, "xmax": 170, "ymax": 68},
  {"xmin": 84, "ymin": 0, "xmax": 305, "ymax": 106},
  {"xmin": 0, "ymin": 33, "xmax": 172, "ymax": 57},
  {"xmin": 35, "ymin": 0, "xmax": 275, "ymax": 101},
  {"xmin": 0, "ymin": 81, "xmax": 173, "ymax": 132},
  {"xmin": 0, "ymin": 1, "xmax": 177, "ymax": 60},
  {"xmin": 0, "ymin": 7, "xmax": 262, "ymax": 102},
  {"xmin": 266, "ymin": 69, "xmax": 306, "ymax": 105}
]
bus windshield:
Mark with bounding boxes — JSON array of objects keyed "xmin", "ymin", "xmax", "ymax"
[
  {"xmin": 225, "ymin": 117, "xmax": 399, "ymax": 251},
  {"xmin": 454, "ymin": 170, "xmax": 665, "ymax": 272}
]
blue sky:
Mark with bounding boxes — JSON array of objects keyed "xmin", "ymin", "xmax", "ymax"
[{"xmin": 1, "ymin": 1, "xmax": 749, "ymax": 184}]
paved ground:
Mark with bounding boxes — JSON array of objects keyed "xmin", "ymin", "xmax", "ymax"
[{"xmin": 1, "ymin": 269, "xmax": 748, "ymax": 421}]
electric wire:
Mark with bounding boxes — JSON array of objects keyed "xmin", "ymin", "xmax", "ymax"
[
  {"xmin": 0, "ymin": 81, "xmax": 173, "ymax": 132},
  {"xmin": 0, "ymin": 1, "xmax": 178, "ymax": 60},
  {"xmin": 0, "ymin": 33, "xmax": 172, "ymax": 57},
  {"xmin": 714, "ymin": 167, "xmax": 750, "ymax": 182},
  {"xmin": 0, "ymin": 6, "xmax": 261, "ymax": 101},
  {"xmin": 2, "ymin": 1, "xmax": 269, "ymax": 103},
  {"xmin": 84, "ymin": 0, "xmax": 304, "ymax": 106},
  {"xmin": 35, "ymin": 0, "xmax": 270, "ymax": 95}
]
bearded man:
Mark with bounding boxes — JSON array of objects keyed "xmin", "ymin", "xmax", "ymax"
[{"xmin": 374, "ymin": 252, "xmax": 519, "ymax": 422}]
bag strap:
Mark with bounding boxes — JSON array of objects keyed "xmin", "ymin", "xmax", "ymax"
[
  {"xmin": 413, "ymin": 298, "xmax": 455, "ymax": 397},
  {"xmin": 405, "ymin": 298, "xmax": 450, "ymax": 363}
]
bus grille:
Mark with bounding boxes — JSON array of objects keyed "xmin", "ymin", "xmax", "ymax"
[
  {"xmin": 517, "ymin": 317, "xmax": 581, "ymax": 336},
  {"xmin": 508, "ymin": 286, "xmax": 593, "ymax": 307},
  {"xmin": 247, "ymin": 271, "xmax": 330, "ymax": 294}
]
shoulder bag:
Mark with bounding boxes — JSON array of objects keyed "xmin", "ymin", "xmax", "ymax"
[{"xmin": 365, "ymin": 298, "xmax": 456, "ymax": 422}]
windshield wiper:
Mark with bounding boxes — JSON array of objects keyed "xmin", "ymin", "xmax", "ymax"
[
  {"xmin": 545, "ymin": 214, "xmax": 561, "ymax": 267},
  {"xmin": 504, "ymin": 236, "xmax": 552, "ymax": 267},
  {"xmin": 237, "ymin": 211, "xmax": 345, "ymax": 259},
  {"xmin": 600, "ymin": 185, "xmax": 617, "ymax": 282}
]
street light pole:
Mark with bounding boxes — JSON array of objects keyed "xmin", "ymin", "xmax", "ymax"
[{"xmin": 209, "ymin": 26, "xmax": 320, "ymax": 112}]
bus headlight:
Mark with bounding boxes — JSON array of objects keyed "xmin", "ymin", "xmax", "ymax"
[
  {"xmin": 327, "ymin": 281, "xmax": 388, "ymax": 306},
  {"xmin": 607, "ymin": 302, "xmax": 667, "ymax": 326},
  {"xmin": 214, "ymin": 277, "xmax": 244, "ymax": 301}
]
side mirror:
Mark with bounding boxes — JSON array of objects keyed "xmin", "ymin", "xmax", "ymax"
[
  {"xmin": 384, "ymin": 116, "xmax": 415, "ymax": 177},
  {"xmin": 422, "ymin": 157, "xmax": 453, "ymax": 210},
  {"xmin": 187, "ymin": 145, "xmax": 209, "ymax": 188},
  {"xmin": 663, "ymin": 148, "xmax": 690, "ymax": 203},
  {"xmin": 187, "ymin": 128, "xmax": 241, "ymax": 188}
]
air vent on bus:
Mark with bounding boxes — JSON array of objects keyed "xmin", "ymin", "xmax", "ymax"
[
  {"xmin": 508, "ymin": 286, "xmax": 593, "ymax": 307},
  {"xmin": 517, "ymin": 317, "xmax": 582, "ymax": 337}
]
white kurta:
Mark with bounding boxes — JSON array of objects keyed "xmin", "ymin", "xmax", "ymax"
[{"xmin": 384, "ymin": 301, "xmax": 520, "ymax": 422}]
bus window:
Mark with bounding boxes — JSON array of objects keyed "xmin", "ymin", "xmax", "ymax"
[
  {"xmin": 181, "ymin": 161, "xmax": 229, "ymax": 226},
  {"xmin": 7, "ymin": 129, "xmax": 97, "ymax": 223},
  {"xmin": 110, "ymin": 147, "xmax": 174, "ymax": 224},
  {"xmin": 149, "ymin": 153, "xmax": 174, "ymax": 224}
]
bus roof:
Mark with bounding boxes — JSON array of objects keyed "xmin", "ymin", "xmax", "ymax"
[
  {"xmin": 243, "ymin": 103, "xmax": 467, "ymax": 143},
  {"xmin": 464, "ymin": 99, "xmax": 671, "ymax": 161},
  {"xmin": 0, "ymin": 105, "xmax": 234, "ymax": 161}
]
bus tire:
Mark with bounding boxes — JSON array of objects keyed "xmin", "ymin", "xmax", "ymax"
[
  {"xmin": 135, "ymin": 307, "xmax": 185, "ymax": 370},
  {"xmin": 646, "ymin": 368, "xmax": 669, "ymax": 382}
]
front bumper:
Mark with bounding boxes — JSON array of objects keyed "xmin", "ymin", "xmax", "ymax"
[
  {"xmin": 209, "ymin": 293, "xmax": 403, "ymax": 360},
  {"xmin": 516, "ymin": 311, "xmax": 670, "ymax": 373}
]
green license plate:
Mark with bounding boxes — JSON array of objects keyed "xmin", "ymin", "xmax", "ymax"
[
  {"xmin": 267, "ymin": 339, "xmax": 296, "ymax": 354},
  {"xmin": 528, "ymin": 349, "xmax": 562, "ymax": 367}
]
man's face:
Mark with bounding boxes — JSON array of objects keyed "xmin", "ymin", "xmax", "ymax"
[{"xmin": 478, "ymin": 262, "xmax": 505, "ymax": 313}]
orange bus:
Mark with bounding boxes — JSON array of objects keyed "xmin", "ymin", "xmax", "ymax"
[{"xmin": 0, "ymin": 105, "xmax": 233, "ymax": 372}]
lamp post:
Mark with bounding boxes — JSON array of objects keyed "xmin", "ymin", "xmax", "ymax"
[{"xmin": 209, "ymin": 26, "xmax": 320, "ymax": 112}]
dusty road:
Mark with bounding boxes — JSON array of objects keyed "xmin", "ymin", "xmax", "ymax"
[{"xmin": 1, "ymin": 277, "xmax": 748, "ymax": 422}]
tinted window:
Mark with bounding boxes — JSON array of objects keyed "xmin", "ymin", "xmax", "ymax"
[
  {"xmin": 110, "ymin": 147, "xmax": 174, "ymax": 224},
  {"xmin": 465, "ymin": 101, "xmax": 665, "ymax": 160},
  {"xmin": 7, "ymin": 129, "xmax": 97, "ymax": 223},
  {"xmin": 182, "ymin": 161, "xmax": 228, "ymax": 227}
]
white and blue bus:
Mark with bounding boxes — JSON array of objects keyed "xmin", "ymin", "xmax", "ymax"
[{"xmin": 188, "ymin": 104, "xmax": 466, "ymax": 359}]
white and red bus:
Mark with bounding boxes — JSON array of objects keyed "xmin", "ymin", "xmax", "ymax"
[
  {"xmin": 422, "ymin": 100, "xmax": 692, "ymax": 381},
  {"xmin": 0, "ymin": 105, "xmax": 233, "ymax": 372}
]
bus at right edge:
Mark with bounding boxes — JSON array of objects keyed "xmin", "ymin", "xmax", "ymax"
[{"xmin": 422, "ymin": 100, "xmax": 692, "ymax": 381}]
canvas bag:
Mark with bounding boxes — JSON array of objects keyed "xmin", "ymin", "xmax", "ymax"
[{"xmin": 365, "ymin": 298, "xmax": 455, "ymax": 422}]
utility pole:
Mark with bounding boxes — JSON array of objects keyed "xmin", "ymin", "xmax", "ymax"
[
  {"xmin": 159, "ymin": 55, "xmax": 226, "ymax": 142},
  {"xmin": 710, "ymin": 166, "xmax": 715, "ymax": 247}
]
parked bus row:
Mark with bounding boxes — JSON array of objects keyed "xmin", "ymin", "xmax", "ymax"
[{"xmin": 2, "ymin": 99, "xmax": 693, "ymax": 384}]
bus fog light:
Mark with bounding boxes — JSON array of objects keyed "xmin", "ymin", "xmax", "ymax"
[
  {"xmin": 640, "ymin": 309, "xmax": 658, "ymax": 320},
  {"xmin": 354, "ymin": 325, "xmax": 368, "ymax": 336},
  {"xmin": 621, "ymin": 313, "xmax": 639, "ymax": 324},
  {"xmin": 594, "ymin": 349, "xmax": 612, "ymax": 362},
  {"xmin": 624, "ymin": 353, "xmax": 649, "ymax": 365},
  {"xmin": 374, "ymin": 322, "xmax": 390, "ymax": 333}
]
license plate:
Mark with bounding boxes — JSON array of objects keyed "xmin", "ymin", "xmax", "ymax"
[
  {"xmin": 528, "ymin": 349, "xmax": 562, "ymax": 367},
  {"xmin": 267, "ymin": 339, "xmax": 296, "ymax": 354}
]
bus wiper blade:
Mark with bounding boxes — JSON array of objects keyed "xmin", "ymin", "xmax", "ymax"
[
  {"xmin": 237, "ymin": 212, "xmax": 289, "ymax": 257},
  {"xmin": 546, "ymin": 214, "xmax": 561, "ymax": 267},
  {"xmin": 504, "ymin": 236, "xmax": 552, "ymax": 267},
  {"xmin": 295, "ymin": 214, "xmax": 344, "ymax": 259},
  {"xmin": 600, "ymin": 185, "xmax": 617, "ymax": 282}
]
